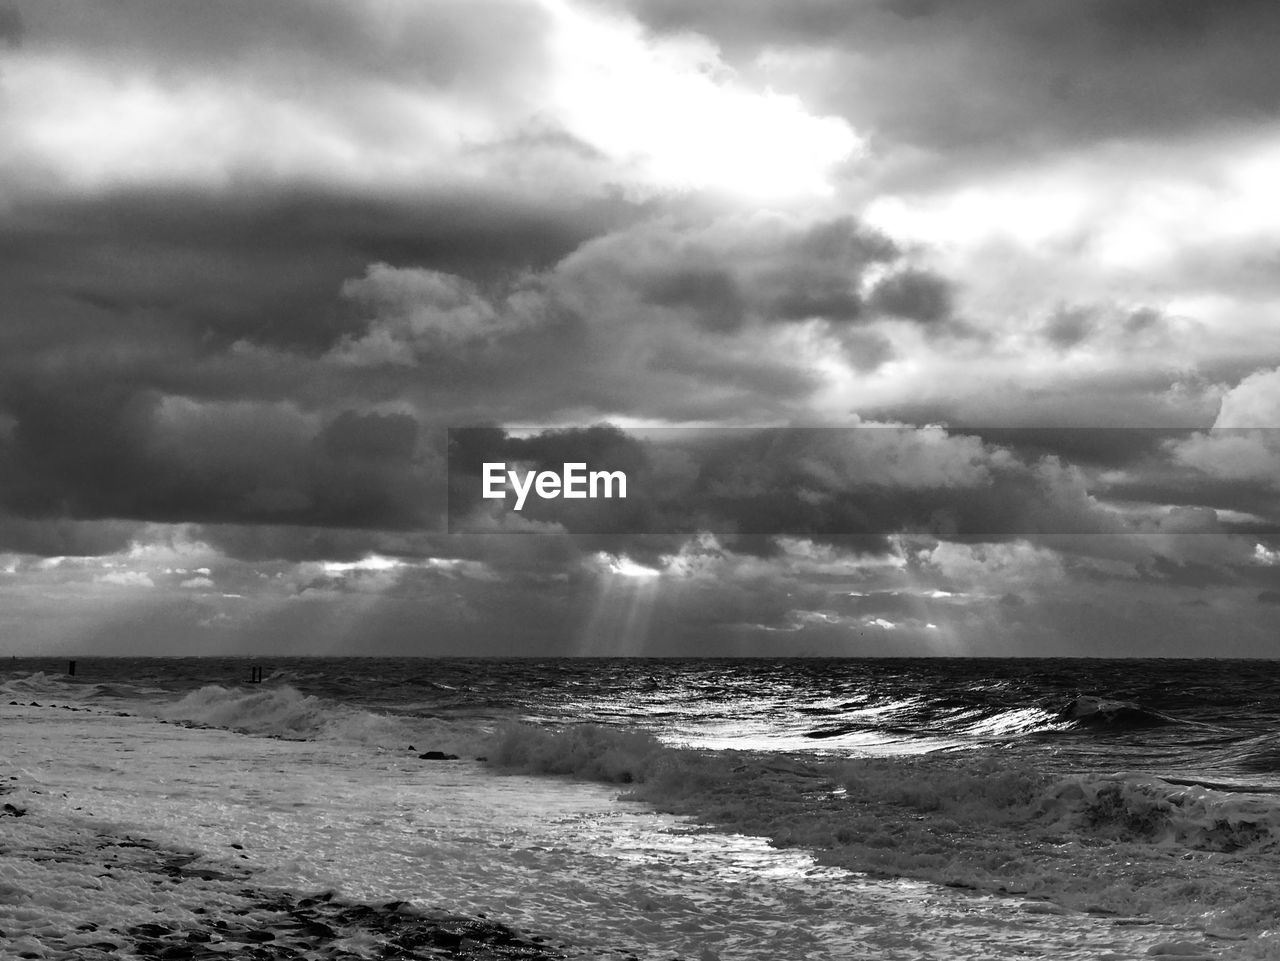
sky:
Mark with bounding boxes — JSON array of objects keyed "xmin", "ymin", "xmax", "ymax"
[{"xmin": 2, "ymin": 0, "xmax": 1280, "ymax": 657}]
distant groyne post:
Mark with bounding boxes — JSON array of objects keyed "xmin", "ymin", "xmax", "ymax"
[
  {"xmin": 67, "ymin": 660, "xmax": 76, "ymax": 676},
  {"xmin": 248, "ymin": 665, "xmax": 262, "ymax": 684}
]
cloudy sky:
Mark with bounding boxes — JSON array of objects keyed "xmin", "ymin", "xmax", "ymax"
[{"xmin": 2, "ymin": 0, "xmax": 1280, "ymax": 657}]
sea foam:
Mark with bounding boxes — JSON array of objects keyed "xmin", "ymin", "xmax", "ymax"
[{"xmin": 481, "ymin": 720, "xmax": 1280, "ymax": 940}]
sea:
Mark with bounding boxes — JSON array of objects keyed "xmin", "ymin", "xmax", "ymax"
[{"xmin": 4, "ymin": 657, "xmax": 1280, "ymax": 960}]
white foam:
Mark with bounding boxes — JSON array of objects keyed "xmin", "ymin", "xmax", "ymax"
[
  {"xmin": 0, "ymin": 703, "xmax": 1207, "ymax": 961},
  {"xmin": 485, "ymin": 720, "xmax": 1280, "ymax": 946}
]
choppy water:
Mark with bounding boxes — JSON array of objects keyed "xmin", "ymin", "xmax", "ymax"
[
  {"xmin": 11, "ymin": 656, "xmax": 1280, "ymax": 789},
  {"xmin": 6, "ymin": 657, "xmax": 1280, "ymax": 958}
]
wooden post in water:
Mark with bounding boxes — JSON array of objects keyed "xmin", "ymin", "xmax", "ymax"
[
  {"xmin": 67, "ymin": 660, "xmax": 76, "ymax": 676},
  {"xmin": 248, "ymin": 665, "xmax": 262, "ymax": 684}
]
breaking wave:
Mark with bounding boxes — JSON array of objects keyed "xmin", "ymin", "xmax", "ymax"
[
  {"xmin": 1053, "ymin": 696, "xmax": 1183, "ymax": 730},
  {"xmin": 480, "ymin": 721, "xmax": 1280, "ymax": 932},
  {"xmin": 153, "ymin": 684, "xmax": 490, "ymax": 758}
]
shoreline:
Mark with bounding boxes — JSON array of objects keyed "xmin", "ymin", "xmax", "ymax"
[
  {"xmin": 3, "ymin": 695, "xmax": 1262, "ymax": 960},
  {"xmin": 1, "ymin": 702, "xmax": 595, "ymax": 960}
]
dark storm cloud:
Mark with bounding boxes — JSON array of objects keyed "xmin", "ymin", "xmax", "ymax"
[
  {"xmin": 643, "ymin": 268, "xmax": 746, "ymax": 333},
  {"xmin": 0, "ymin": 180, "xmax": 638, "ymax": 545},
  {"xmin": 590, "ymin": 215, "xmax": 899, "ymax": 331},
  {"xmin": 1139, "ymin": 553, "xmax": 1234, "ymax": 590},
  {"xmin": 0, "ymin": 384, "xmax": 443, "ymax": 532},
  {"xmin": 12, "ymin": 0, "xmax": 552, "ymax": 95},
  {"xmin": 0, "ymin": 16, "xmax": 964, "ymax": 557},
  {"xmin": 1105, "ymin": 479, "xmax": 1280, "ymax": 535},
  {"xmin": 619, "ymin": 0, "xmax": 1280, "ymax": 156},
  {"xmin": 964, "ymin": 428, "xmax": 1193, "ymax": 471},
  {"xmin": 866, "ymin": 268, "xmax": 953, "ymax": 324},
  {"xmin": 448, "ymin": 425, "xmax": 1131, "ymax": 547},
  {"xmin": 2, "ymin": 186, "xmax": 619, "ymax": 354},
  {"xmin": 0, "ymin": 382, "xmax": 157, "ymax": 520},
  {"xmin": 0, "ymin": 0, "xmax": 1261, "ymax": 601},
  {"xmin": 1042, "ymin": 306, "xmax": 1096, "ymax": 350},
  {"xmin": 1082, "ymin": 432, "xmax": 1280, "ymax": 532},
  {"xmin": 1036, "ymin": 305, "xmax": 1176, "ymax": 353},
  {"xmin": 321, "ymin": 410, "xmax": 418, "ymax": 464},
  {"xmin": 1124, "ymin": 307, "xmax": 1163, "ymax": 336},
  {"xmin": 840, "ymin": 329, "xmax": 896, "ymax": 373},
  {"xmin": 0, "ymin": 4, "xmax": 22, "ymax": 46},
  {"xmin": 315, "ymin": 213, "xmax": 923, "ymax": 425},
  {"xmin": 0, "ymin": 515, "xmax": 141, "ymax": 558}
]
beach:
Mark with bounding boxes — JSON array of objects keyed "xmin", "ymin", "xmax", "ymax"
[{"xmin": 6, "ymin": 660, "xmax": 1280, "ymax": 959}]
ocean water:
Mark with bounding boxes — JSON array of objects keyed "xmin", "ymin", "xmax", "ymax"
[{"xmin": 4, "ymin": 657, "xmax": 1280, "ymax": 959}]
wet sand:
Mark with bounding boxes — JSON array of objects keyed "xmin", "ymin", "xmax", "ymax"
[{"xmin": 2, "ymin": 700, "xmax": 1221, "ymax": 960}]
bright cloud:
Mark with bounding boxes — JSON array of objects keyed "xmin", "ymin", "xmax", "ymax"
[
  {"xmin": 544, "ymin": 0, "xmax": 859, "ymax": 200},
  {"xmin": 95, "ymin": 570, "xmax": 156, "ymax": 588},
  {"xmin": 0, "ymin": 0, "xmax": 858, "ymax": 205}
]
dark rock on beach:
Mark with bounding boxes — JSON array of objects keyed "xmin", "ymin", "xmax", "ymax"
[
  {"xmin": 71, "ymin": 835, "xmax": 567, "ymax": 960},
  {"xmin": 121, "ymin": 888, "xmax": 568, "ymax": 960},
  {"xmin": 419, "ymin": 750, "xmax": 460, "ymax": 760},
  {"xmin": 131, "ymin": 922, "xmax": 173, "ymax": 938},
  {"xmin": 8, "ymin": 795, "xmax": 572, "ymax": 961}
]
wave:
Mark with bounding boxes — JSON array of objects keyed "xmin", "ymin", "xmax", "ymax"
[
  {"xmin": 954, "ymin": 705, "xmax": 1059, "ymax": 738},
  {"xmin": 797, "ymin": 694, "xmax": 1191, "ymax": 747},
  {"xmin": 1038, "ymin": 774, "xmax": 1280, "ymax": 851},
  {"xmin": 1052, "ymin": 695, "xmax": 1182, "ymax": 730},
  {"xmin": 802, "ymin": 704, "xmax": 1060, "ymax": 745},
  {"xmin": 153, "ymin": 684, "xmax": 489, "ymax": 757},
  {"xmin": 483, "ymin": 720, "xmax": 1280, "ymax": 850},
  {"xmin": 1229, "ymin": 735, "xmax": 1280, "ymax": 774},
  {"xmin": 2, "ymin": 670, "xmax": 172, "ymax": 704},
  {"xmin": 479, "ymin": 721, "xmax": 1280, "ymax": 934},
  {"xmin": 1, "ymin": 671, "xmax": 76, "ymax": 697}
]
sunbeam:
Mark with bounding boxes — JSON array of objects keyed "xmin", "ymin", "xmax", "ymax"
[{"xmin": 575, "ymin": 553, "xmax": 662, "ymax": 656}]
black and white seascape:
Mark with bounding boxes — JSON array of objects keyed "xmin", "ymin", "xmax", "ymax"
[{"xmin": 4, "ymin": 3, "xmax": 1280, "ymax": 959}]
